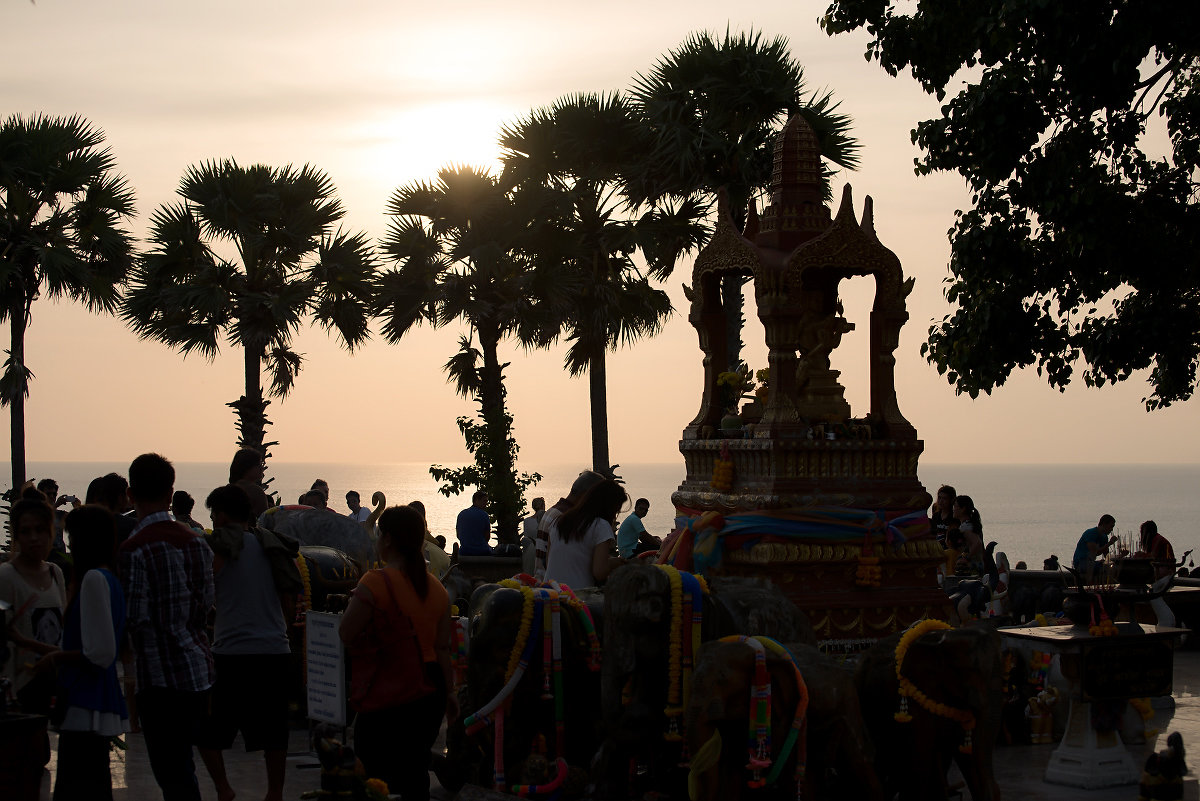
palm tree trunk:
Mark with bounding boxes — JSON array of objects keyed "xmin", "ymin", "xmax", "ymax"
[
  {"xmin": 234, "ymin": 343, "xmax": 267, "ymax": 454},
  {"xmin": 589, "ymin": 349, "xmax": 611, "ymax": 477},
  {"xmin": 9, "ymin": 291, "xmax": 26, "ymax": 492},
  {"xmin": 477, "ymin": 328, "xmax": 520, "ymax": 545}
]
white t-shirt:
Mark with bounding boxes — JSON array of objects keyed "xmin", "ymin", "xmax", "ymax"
[{"xmin": 545, "ymin": 517, "xmax": 615, "ymax": 590}]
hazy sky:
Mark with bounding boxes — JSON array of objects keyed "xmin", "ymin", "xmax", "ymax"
[{"xmin": 4, "ymin": 0, "xmax": 1197, "ymax": 471}]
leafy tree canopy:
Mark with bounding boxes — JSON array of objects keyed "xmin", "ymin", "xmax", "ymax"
[{"xmin": 823, "ymin": 1, "xmax": 1200, "ymax": 408}]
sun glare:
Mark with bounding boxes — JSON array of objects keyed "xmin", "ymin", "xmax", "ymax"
[{"xmin": 356, "ymin": 100, "xmax": 509, "ymax": 188}]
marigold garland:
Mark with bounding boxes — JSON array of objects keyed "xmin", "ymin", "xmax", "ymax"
[
  {"xmin": 501, "ymin": 581, "xmax": 537, "ymax": 683},
  {"xmin": 894, "ymin": 620, "xmax": 976, "ymax": 753},
  {"xmin": 295, "ymin": 555, "xmax": 311, "ymax": 624},
  {"xmin": 364, "ymin": 778, "xmax": 389, "ymax": 801}
]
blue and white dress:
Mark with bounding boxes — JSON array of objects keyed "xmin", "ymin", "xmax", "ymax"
[{"xmin": 58, "ymin": 568, "xmax": 129, "ymax": 736}]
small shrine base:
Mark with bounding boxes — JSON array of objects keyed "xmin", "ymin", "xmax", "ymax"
[
  {"xmin": 712, "ymin": 539, "xmax": 952, "ymax": 641},
  {"xmin": 1044, "ymin": 700, "xmax": 1141, "ymax": 789}
]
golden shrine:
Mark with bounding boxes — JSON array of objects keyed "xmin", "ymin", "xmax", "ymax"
[{"xmin": 670, "ymin": 115, "xmax": 950, "ymax": 642}]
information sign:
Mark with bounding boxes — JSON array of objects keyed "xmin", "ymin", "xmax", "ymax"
[{"xmin": 305, "ymin": 611, "xmax": 346, "ymax": 726}]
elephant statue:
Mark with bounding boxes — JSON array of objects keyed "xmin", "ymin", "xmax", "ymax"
[
  {"xmin": 259, "ymin": 494, "xmax": 383, "ymax": 569},
  {"xmin": 686, "ymin": 640, "xmax": 882, "ymax": 801},
  {"xmin": 434, "ymin": 582, "xmax": 605, "ymax": 795},
  {"xmin": 297, "ymin": 545, "xmax": 361, "ymax": 613},
  {"xmin": 855, "ymin": 623, "xmax": 1004, "ymax": 801},
  {"xmin": 600, "ymin": 564, "xmax": 816, "ymax": 798}
]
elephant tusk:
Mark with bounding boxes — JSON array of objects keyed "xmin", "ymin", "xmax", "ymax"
[{"xmin": 687, "ymin": 729, "xmax": 723, "ymax": 801}]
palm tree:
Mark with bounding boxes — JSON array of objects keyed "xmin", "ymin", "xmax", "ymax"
[
  {"xmin": 627, "ymin": 29, "xmax": 860, "ymax": 368},
  {"xmin": 374, "ymin": 165, "xmax": 562, "ymax": 543},
  {"xmin": 0, "ymin": 114, "xmax": 136, "ymax": 490},
  {"xmin": 499, "ymin": 93, "xmax": 707, "ymax": 475},
  {"xmin": 123, "ymin": 159, "xmax": 376, "ymax": 477}
]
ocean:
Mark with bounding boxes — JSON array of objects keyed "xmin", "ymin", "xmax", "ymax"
[{"xmin": 7, "ymin": 461, "xmax": 1199, "ymax": 571}]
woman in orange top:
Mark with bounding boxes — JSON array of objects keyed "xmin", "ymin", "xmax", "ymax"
[{"xmin": 339, "ymin": 505, "xmax": 457, "ymax": 799}]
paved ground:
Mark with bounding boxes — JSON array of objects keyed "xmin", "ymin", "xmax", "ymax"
[{"xmin": 35, "ymin": 651, "xmax": 1200, "ymax": 799}]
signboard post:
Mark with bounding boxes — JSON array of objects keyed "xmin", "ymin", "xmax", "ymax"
[{"xmin": 305, "ymin": 611, "xmax": 346, "ymax": 727}]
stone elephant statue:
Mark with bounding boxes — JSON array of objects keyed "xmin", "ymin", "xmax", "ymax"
[
  {"xmin": 259, "ymin": 502, "xmax": 378, "ymax": 568},
  {"xmin": 601, "ymin": 564, "xmax": 816, "ymax": 798},
  {"xmin": 855, "ymin": 624, "xmax": 1004, "ymax": 801},
  {"xmin": 297, "ymin": 545, "xmax": 361, "ymax": 613},
  {"xmin": 434, "ymin": 582, "xmax": 604, "ymax": 795},
  {"xmin": 686, "ymin": 640, "xmax": 882, "ymax": 801}
]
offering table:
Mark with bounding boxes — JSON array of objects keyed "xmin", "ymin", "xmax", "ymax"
[{"xmin": 1000, "ymin": 623, "xmax": 1186, "ymax": 789}]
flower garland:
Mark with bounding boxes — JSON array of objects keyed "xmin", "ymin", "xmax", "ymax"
[
  {"xmin": 710, "ymin": 635, "xmax": 811, "ymax": 800},
  {"xmin": 855, "ymin": 530, "xmax": 882, "ymax": 587},
  {"xmin": 1130, "ymin": 696, "xmax": 1158, "ymax": 739},
  {"xmin": 541, "ymin": 579, "xmax": 603, "ymax": 670},
  {"xmin": 450, "ymin": 605, "xmax": 469, "ymax": 688},
  {"xmin": 499, "ymin": 580, "xmax": 538, "ymax": 683},
  {"xmin": 661, "ymin": 564, "xmax": 685, "ymax": 739},
  {"xmin": 512, "ymin": 757, "xmax": 569, "ymax": 798},
  {"xmin": 894, "ymin": 620, "xmax": 976, "ymax": 753},
  {"xmin": 711, "ymin": 442, "xmax": 734, "ymax": 491},
  {"xmin": 295, "ymin": 554, "xmax": 311, "ymax": 624},
  {"xmin": 468, "ymin": 578, "xmax": 575, "ymax": 796},
  {"xmin": 1088, "ymin": 594, "xmax": 1119, "ymax": 636},
  {"xmin": 652, "ymin": 565, "xmax": 708, "ymax": 741},
  {"xmin": 294, "ymin": 554, "xmax": 312, "ymax": 684}
]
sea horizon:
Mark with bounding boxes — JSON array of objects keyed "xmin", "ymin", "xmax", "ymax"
[{"xmin": 6, "ymin": 460, "xmax": 1198, "ymax": 573}]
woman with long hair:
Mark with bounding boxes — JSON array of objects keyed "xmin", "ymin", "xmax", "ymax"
[
  {"xmin": 1138, "ymin": 520, "xmax": 1176, "ymax": 580},
  {"xmin": 952, "ymin": 494, "xmax": 986, "ymax": 575},
  {"xmin": 46, "ymin": 504, "xmax": 128, "ymax": 800},
  {"xmin": 545, "ymin": 478, "xmax": 628, "ymax": 589},
  {"xmin": 339, "ymin": 505, "xmax": 456, "ymax": 799}
]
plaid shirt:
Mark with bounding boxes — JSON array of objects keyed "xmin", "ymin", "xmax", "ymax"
[{"xmin": 119, "ymin": 511, "xmax": 215, "ymax": 692}]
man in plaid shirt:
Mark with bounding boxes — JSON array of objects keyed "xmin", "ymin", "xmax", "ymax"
[{"xmin": 120, "ymin": 453, "xmax": 214, "ymax": 801}]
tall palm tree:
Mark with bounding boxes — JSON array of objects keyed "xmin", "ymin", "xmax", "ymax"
[
  {"xmin": 627, "ymin": 29, "xmax": 861, "ymax": 368},
  {"xmin": 500, "ymin": 93, "xmax": 707, "ymax": 475},
  {"xmin": 374, "ymin": 165, "xmax": 562, "ymax": 543},
  {"xmin": 0, "ymin": 114, "xmax": 136, "ymax": 490},
  {"xmin": 123, "ymin": 159, "xmax": 376, "ymax": 477}
]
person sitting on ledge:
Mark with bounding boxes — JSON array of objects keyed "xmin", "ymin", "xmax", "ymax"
[
  {"xmin": 456, "ymin": 491, "xmax": 493, "ymax": 557},
  {"xmin": 1071, "ymin": 514, "xmax": 1117, "ymax": 582},
  {"xmin": 1134, "ymin": 520, "xmax": 1175, "ymax": 581}
]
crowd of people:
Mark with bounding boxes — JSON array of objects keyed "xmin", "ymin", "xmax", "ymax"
[
  {"xmin": 933, "ymin": 480, "xmax": 1185, "ymax": 624},
  {"xmin": 0, "ymin": 455, "xmax": 659, "ymax": 801}
]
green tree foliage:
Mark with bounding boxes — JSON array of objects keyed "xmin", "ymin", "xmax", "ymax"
[
  {"xmin": 0, "ymin": 114, "xmax": 135, "ymax": 489},
  {"xmin": 627, "ymin": 29, "xmax": 859, "ymax": 369},
  {"xmin": 124, "ymin": 159, "xmax": 376, "ymax": 479},
  {"xmin": 500, "ymin": 93, "xmax": 708, "ymax": 475},
  {"xmin": 429, "ymin": 352, "xmax": 542, "ymax": 518},
  {"xmin": 375, "ymin": 166, "xmax": 559, "ymax": 543},
  {"xmin": 823, "ymin": 1, "xmax": 1200, "ymax": 408}
]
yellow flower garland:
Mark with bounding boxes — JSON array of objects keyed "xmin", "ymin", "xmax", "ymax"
[
  {"xmin": 295, "ymin": 555, "xmax": 311, "ymax": 622},
  {"xmin": 894, "ymin": 620, "xmax": 976, "ymax": 752},
  {"xmin": 499, "ymin": 580, "xmax": 537, "ymax": 683}
]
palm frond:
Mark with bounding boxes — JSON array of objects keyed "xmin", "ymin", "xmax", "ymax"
[
  {"xmin": 265, "ymin": 344, "xmax": 303, "ymax": 399},
  {"xmin": 444, "ymin": 336, "xmax": 482, "ymax": 398},
  {"xmin": 0, "ymin": 351, "xmax": 34, "ymax": 408}
]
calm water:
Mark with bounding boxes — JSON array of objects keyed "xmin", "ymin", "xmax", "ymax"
[{"xmin": 7, "ymin": 461, "xmax": 1199, "ymax": 570}]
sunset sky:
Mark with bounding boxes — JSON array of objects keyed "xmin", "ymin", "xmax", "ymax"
[{"xmin": 4, "ymin": 0, "xmax": 1197, "ymax": 471}]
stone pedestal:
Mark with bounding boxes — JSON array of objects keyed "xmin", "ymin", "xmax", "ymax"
[{"xmin": 1044, "ymin": 700, "xmax": 1140, "ymax": 788}]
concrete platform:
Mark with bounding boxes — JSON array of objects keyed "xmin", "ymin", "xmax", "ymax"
[{"xmin": 36, "ymin": 650, "xmax": 1200, "ymax": 799}]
